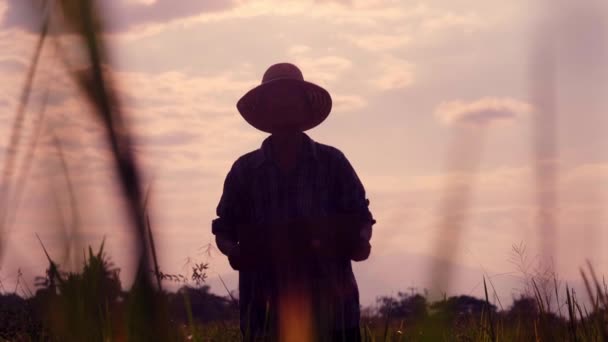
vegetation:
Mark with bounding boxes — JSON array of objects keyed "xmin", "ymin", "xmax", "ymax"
[
  {"xmin": 0, "ymin": 241, "xmax": 606, "ymax": 341},
  {"xmin": 0, "ymin": 241, "xmax": 235, "ymax": 341}
]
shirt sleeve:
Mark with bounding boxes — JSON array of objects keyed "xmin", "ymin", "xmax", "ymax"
[
  {"xmin": 333, "ymin": 151, "xmax": 376, "ymax": 224},
  {"xmin": 212, "ymin": 161, "xmax": 248, "ymax": 242},
  {"xmin": 333, "ymin": 151, "xmax": 376, "ymax": 256}
]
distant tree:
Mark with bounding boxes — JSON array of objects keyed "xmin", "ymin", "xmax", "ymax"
[
  {"xmin": 430, "ymin": 295, "xmax": 496, "ymax": 320},
  {"xmin": 376, "ymin": 292, "xmax": 428, "ymax": 320},
  {"xmin": 504, "ymin": 295, "xmax": 565, "ymax": 341},
  {"xmin": 167, "ymin": 285, "xmax": 237, "ymax": 323},
  {"xmin": 506, "ymin": 295, "xmax": 538, "ymax": 320}
]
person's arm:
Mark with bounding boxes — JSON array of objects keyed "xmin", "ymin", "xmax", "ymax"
[
  {"xmin": 332, "ymin": 151, "xmax": 376, "ymax": 262},
  {"xmin": 215, "ymin": 234, "xmax": 237, "ymax": 257},
  {"xmin": 351, "ymin": 221, "xmax": 373, "ymax": 261},
  {"xmin": 212, "ymin": 161, "xmax": 247, "ymax": 270}
]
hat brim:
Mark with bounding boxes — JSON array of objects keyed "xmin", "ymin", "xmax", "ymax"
[{"xmin": 236, "ymin": 78, "xmax": 332, "ymax": 133}]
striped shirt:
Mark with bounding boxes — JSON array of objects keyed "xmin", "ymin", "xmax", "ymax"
[{"xmin": 212, "ymin": 132, "xmax": 375, "ymax": 333}]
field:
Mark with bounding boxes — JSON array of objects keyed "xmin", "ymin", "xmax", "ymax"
[{"xmin": 0, "ymin": 241, "xmax": 607, "ymax": 341}]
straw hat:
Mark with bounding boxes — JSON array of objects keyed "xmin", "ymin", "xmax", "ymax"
[{"xmin": 236, "ymin": 63, "xmax": 332, "ymax": 133}]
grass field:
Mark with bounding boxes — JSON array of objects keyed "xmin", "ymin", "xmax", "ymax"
[{"xmin": 0, "ymin": 241, "xmax": 606, "ymax": 341}]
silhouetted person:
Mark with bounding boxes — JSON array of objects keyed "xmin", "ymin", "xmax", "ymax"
[{"xmin": 212, "ymin": 63, "xmax": 375, "ymax": 341}]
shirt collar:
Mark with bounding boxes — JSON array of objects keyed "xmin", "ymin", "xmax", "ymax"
[{"xmin": 253, "ymin": 132, "xmax": 318, "ymax": 168}]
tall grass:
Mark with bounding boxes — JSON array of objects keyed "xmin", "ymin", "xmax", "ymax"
[
  {"xmin": 2, "ymin": 240, "xmax": 606, "ymax": 341},
  {"xmin": 0, "ymin": 0, "xmax": 166, "ymax": 340}
]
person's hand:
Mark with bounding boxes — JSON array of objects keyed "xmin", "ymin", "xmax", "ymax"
[
  {"xmin": 230, "ymin": 241, "xmax": 271, "ymax": 271},
  {"xmin": 316, "ymin": 216, "xmax": 373, "ymax": 261},
  {"xmin": 350, "ymin": 239, "xmax": 371, "ymax": 262}
]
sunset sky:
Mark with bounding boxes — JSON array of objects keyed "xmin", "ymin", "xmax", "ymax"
[{"xmin": 0, "ymin": 0, "xmax": 607, "ymax": 307}]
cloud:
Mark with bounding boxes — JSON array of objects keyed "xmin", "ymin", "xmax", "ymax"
[
  {"xmin": 1, "ymin": 0, "xmax": 237, "ymax": 33},
  {"xmin": 0, "ymin": 1, "xmax": 43, "ymax": 33},
  {"xmin": 0, "ymin": 57, "xmax": 26, "ymax": 72},
  {"xmin": 129, "ymin": 0, "xmax": 413, "ymax": 35},
  {"xmin": 421, "ymin": 12, "xmax": 484, "ymax": 35},
  {"xmin": 371, "ymin": 56, "xmax": 415, "ymax": 91},
  {"xmin": 288, "ymin": 53, "xmax": 353, "ymax": 85},
  {"xmin": 332, "ymin": 94, "xmax": 367, "ymax": 113},
  {"xmin": 342, "ymin": 32, "xmax": 410, "ymax": 51},
  {"xmin": 0, "ymin": 0, "xmax": 351, "ymax": 34},
  {"xmin": 116, "ymin": 69, "xmax": 257, "ymax": 115},
  {"xmin": 435, "ymin": 97, "xmax": 533, "ymax": 126},
  {"xmin": 106, "ymin": 0, "xmax": 237, "ymax": 32},
  {"xmin": 287, "ymin": 45, "xmax": 312, "ymax": 55},
  {"xmin": 132, "ymin": 130, "xmax": 201, "ymax": 147}
]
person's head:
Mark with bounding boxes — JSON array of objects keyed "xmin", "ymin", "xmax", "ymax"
[
  {"xmin": 258, "ymin": 81, "xmax": 311, "ymax": 136},
  {"xmin": 236, "ymin": 63, "xmax": 332, "ymax": 134}
]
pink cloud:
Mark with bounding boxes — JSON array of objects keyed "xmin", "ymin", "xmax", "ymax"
[
  {"xmin": 1, "ymin": 0, "xmax": 237, "ymax": 33},
  {"xmin": 435, "ymin": 97, "xmax": 532, "ymax": 126},
  {"xmin": 105, "ymin": 0, "xmax": 236, "ymax": 31}
]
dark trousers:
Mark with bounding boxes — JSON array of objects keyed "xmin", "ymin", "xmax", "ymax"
[
  {"xmin": 239, "ymin": 262, "xmax": 362, "ymax": 341},
  {"xmin": 331, "ymin": 327, "xmax": 362, "ymax": 342},
  {"xmin": 241, "ymin": 327, "xmax": 361, "ymax": 342}
]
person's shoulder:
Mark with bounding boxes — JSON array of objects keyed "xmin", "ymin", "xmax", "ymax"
[
  {"xmin": 313, "ymin": 141, "xmax": 347, "ymax": 161},
  {"xmin": 222, "ymin": 149, "xmax": 262, "ymax": 184},
  {"xmin": 232, "ymin": 148, "xmax": 264, "ymax": 170}
]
